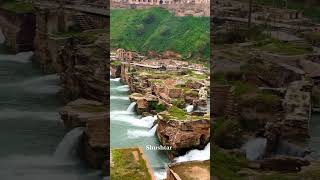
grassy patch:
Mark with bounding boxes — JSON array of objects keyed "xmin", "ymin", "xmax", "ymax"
[
  {"xmin": 232, "ymin": 81, "xmax": 258, "ymax": 97},
  {"xmin": 149, "ymin": 101, "xmax": 166, "ymax": 113},
  {"xmin": 111, "ymin": 60, "xmax": 122, "ymax": 66},
  {"xmin": 111, "ymin": 148, "xmax": 152, "ymax": 180},
  {"xmin": 168, "ymin": 106, "xmax": 187, "ymax": 120},
  {"xmin": 255, "ymin": 40, "xmax": 312, "ymax": 55},
  {"xmin": 51, "ymin": 29, "xmax": 105, "ymax": 44},
  {"xmin": 212, "ymin": 146, "xmax": 248, "ymax": 180},
  {"xmin": 111, "ymin": 8, "xmax": 210, "ymax": 60},
  {"xmin": 1, "ymin": 0, "xmax": 33, "ymax": 13}
]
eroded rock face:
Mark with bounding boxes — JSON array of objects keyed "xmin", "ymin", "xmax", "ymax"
[
  {"xmin": 0, "ymin": 9, "xmax": 35, "ymax": 52},
  {"xmin": 59, "ymin": 37, "xmax": 109, "ymax": 103},
  {"xmin": 282, "ymin": 80, "xmax": 312, "ymax": 138},
  {"xmin": 129, "ymin": 93, "xmax": 159, "ymax": 114},
  {"xmin": 258, "ymin": 156, "xmax": 310, "ymax": 172},
  {"xmin": 156, "ymin": 118, "xmax": 210, "ymax": 158},
  {"xmin": 60, "ymin": 98, "xmax": 107, "ymax": 130},
  {"xmin": 60, "ymin": 98, "xmax": 108, "ymax": 169}
]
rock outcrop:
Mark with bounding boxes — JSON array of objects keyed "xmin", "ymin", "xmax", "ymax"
[
  {"xmin": 0, "ymin": 8, "xmax": 35, "ymax": 52},
  {"xmin": 156, "ymin": 116, "xmax": 210, "ymax": 158},
  {"xmin": 283, "ymin": 80, "xmax": 312, "ymax": 138},
  {"xmin": 60, "ymin": 98, "xmax": 108, "ymax": 169}
]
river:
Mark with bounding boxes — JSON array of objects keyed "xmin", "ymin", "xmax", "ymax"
[
  {"xmin": 0, "ymin": 44, "xmax": 100, "ymax": 179},
  {"xmin": 110, "ymin": 78, "xmax": 169, "ymax": 179},
  {"xmin": 309, "ymin": 113, "xmax": 320, "ymax": 159}
]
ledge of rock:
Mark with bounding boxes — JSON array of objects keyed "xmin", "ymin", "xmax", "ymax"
[
  {"xmin": 60, "ymin": 98, "xmax": 107, "ymax": 130},
  {"xmin": 156, "ymin": 114, "xmax": 210, "ymax": 158}
]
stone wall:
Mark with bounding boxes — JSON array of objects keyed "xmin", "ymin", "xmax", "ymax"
[
  {"xmin": 0, "ymin": 9, "xmax": 35, "ymax": 52},
  {"xmin": 212, "ymin": 85, "xmax": 236, "ymax": 118}
]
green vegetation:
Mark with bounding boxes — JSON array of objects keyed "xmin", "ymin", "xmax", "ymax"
[
  {"xmin": 0, "ymin": 0, "xmax": 33, "ymax": 13},
  {"xmin": 111, "ymin": 60, "xmax": 122, "ymax": 66},
  {"xmin": 212, "ymin": 145, "xmax": 248, "ymax": 180},
  {"xmin": 233, "ymin": 81, "xmax": 258, "ymax": 97},
  {"xmin": 255, "ymin": 40, "xmax": 312, "ymax": 55},
  {"xmin": 149, "ymin": 101, "xmax": 166, "ymax": 113},
  {"xmin": 215, "ymin": 27, "xmax": 269, "ymax": 44},
  {"xmin": 172, "ymin": 98, "xmax": 186, "ymax": 109},
  {"xmin": 51, "ymin": 29, "xmax": 106, "ymax": 44},
  {"xmin": 111, "ymin": 148, "xmax": 152, "ymax": 180},
  {"xmin": 254, "ymin": 0, "xmax": 320, "ymax": 21},
  {"xmin": 213, "ymin": 118, "xmax": 243, "ymax": 149},
  {"xmin": 168, "ymin": 105, "xmax": 187, "ymax": 120},
  {"xmin": 111, "ymin": 8, "xmax": 210, "ymax": 60}
]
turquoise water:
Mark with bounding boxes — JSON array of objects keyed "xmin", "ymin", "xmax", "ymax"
[
  {"xmin": 0, "ymin": 46, "xmax": 100, "ymax": 179},
  {"xmin": 110, "ymin": 78, "xmax": 169, "ymax": 180}
]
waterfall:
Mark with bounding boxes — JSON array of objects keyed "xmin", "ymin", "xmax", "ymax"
[
  {"xmin": 111, "ymin": 78, "xmax": 120, "ymax": 82},
  {"xmin": 22, "ymin": 74, "xmax": 61, "ymax": 94},
  {"xmin": 127, "ymin": 124, "xmax": 158, "ymax": 139},
  {"xmin": 54, "ymin": 127, "xmax": 85, "ymax": 160},
  {"xmin": 186, "ymin": 105, "xmax": 194, "ymax": 113},
  {"xmin": 127, "ymin": 102, "xmax": 137, "ymax": 112},
  {"xmin": 242, "ymin": 138, "xmax": 267, "ymax": 160},
  {"xmin": 0, "ymin": 51, "xmax": 34, "ymax": 63},
  {"xmin": 154, "ymin": 169, "xmax": 167, "ymax": 180},
  {"xmin": 112, "ymin": 85, "xmax": 129, "ymax": 92},
  {"xmin": 174, "ymin": 143, "xmax": 210, "ymax": 163},
  {"xmin": 110, "ymin": 96, "xmax": 129, "ymax": 100}
]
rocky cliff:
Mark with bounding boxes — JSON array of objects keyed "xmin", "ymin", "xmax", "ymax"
[{"xmin": 0, "ymin": 8, "xmax": 35, "ymax": 52}]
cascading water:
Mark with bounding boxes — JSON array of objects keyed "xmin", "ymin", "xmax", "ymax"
[
  {"xmin": 127, "ymin": 124, "xmax": 158, "ymax": 139},
  {"xmin": 54, "ymin": 127, "xmax": 85, "ymax": 160},
  {"xmin": 242, "ymin": 138, "xmax": 267, "ymax": 160},
  {"xmin": 0, "ymin": 43, "xmax": 99, "ymax": 179},
  {"xmin": 126, "ymin": 102, "xmax": 136, "ymax": 112},
  {"xmin": 186, "ymin": 105, "xmax": 194, "ymax": 113},
  {"xmin": 174, "ymin": 143, "xmax": 210, "ymax": 163},
  {"xmin": 110, "ymin": 77, "xmax": 169, "ymax": 180}
]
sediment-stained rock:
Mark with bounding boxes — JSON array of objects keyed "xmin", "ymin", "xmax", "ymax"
[{"xmin": 156, "ymin": 117, "xmax": 210, "ymax": 158}]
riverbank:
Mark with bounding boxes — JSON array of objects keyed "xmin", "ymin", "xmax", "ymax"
[
  {"xmin": 110, "ymin": 48, "xmax": 210, "ymax": 179},
  {"xmin": 0, "ymin": 1, "xmax": 109, "ymax": 178},
  {"xmin": 0, "ymin": 43, "xmax": 101, "ymax": 179},
  {"xmin": 212, "ymin": 0, "xmax": 320, "ymax": 179}
]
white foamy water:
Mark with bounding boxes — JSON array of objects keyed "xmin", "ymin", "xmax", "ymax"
[
  {"xmin": 0, "ymin": 74, "xmax": 61, "ymax": 94},
  {"xmin": 110, "ymin": 78, "xmax": 120, "ymax": 82},
  {"xmin": 110, "ymin": 96, "xmax": 129, "ymax": 100},
  {"xmin": 54, "ymin": 127, "xmax": 85, "ymax": 160},
  {"xmin": 154, "ymin": 170, "xmax": 167, "ymax": 180},
  {"xmin": 0, "ymin": 108, "xmax": 59, "ymax": 121},
  {"xmin": 174, "ymin": 143, "xmax": 210, "ymax": 163},
  {"xmin": 111, "ymin": 113, "xmax": 156, "ymax": 128},
  {"xmin": 111, "ymin": 85, "xmax": 129, "ymax": 92},
  {"xmin": 127, "ymin": 124, "xmax": 158, "ymax": 139},
  {"xmin": 127, "ymin": 102, "xmax": 136, "ymax": 112},
  {"xmin": 186, "ymin": 105, "xmax": 194, "ymax": 113},
  {"xmin": 0, "ymin": 51, "xmax": 34, "ymax": 63},
  {"xmin": 242, "ymin": 138, "xmax": 267, "ymax": 160}
]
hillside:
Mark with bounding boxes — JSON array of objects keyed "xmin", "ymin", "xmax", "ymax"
[{"xmin": 111, "ymin": 8, "xmax": 210, "ymax": 60}]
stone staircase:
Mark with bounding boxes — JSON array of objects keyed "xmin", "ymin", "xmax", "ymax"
[{"xmin": 75, "ymin": 14, "xmax": 95, "ymax": 31}]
